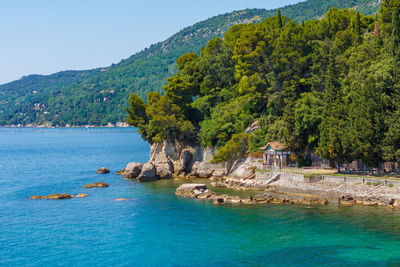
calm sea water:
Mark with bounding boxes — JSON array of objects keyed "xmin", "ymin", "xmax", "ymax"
[{"xmin": 1, "ymin": 128, "xmax": 400, "ymax": 266}]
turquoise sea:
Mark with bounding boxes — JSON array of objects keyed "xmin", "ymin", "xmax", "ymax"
[{"xmin": 1, "ymin": 127, "xmax": 400, "ymax": 266}]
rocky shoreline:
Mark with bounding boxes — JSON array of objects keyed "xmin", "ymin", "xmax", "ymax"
[
  {"xmin": 175, "ymin": 184, "xmax": 329, "ymax": 205},
  {"xmin": 117, "ymin": 138, "xmax": 400, "ymax": 208}
]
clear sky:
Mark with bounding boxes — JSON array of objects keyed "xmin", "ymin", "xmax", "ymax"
[{"xmin": 0, "ymin": 0, "xmax": 302, "ymax": 84}]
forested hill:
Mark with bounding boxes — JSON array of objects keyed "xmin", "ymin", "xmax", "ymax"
[
  {"xmin": 127, "ymin": 1, "xmax": 400, "ymax": 168},
  {"xmin": 0, "ymin": 0, "xmax": 380, "ymax": 126}
]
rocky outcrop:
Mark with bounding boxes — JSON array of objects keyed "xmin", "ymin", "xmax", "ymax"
[
  {"xmin": 83, "ymin": 182, "xmax": 109, "ymax": 188},
  {"xmin": 175, "ymin": 184, "xmax": 329, "ymax": 206},
  {"xmin": 92, "ymin": 182, "xmax": 109, "ymax": 188},
  {"xmin": 190, "ymin": 162, "xmax": 227, "ymax": 178},
  {"xmin": 175, "ymin": 184, "xmax": 209, "ymax": 198},
  {"xmin": 96, "ymin": 167, "xmax": 110, "ymax": 174},
  {"xmin": 154, "ymin": 160, "xmax": 174, "ymax": 179},
  {"xmin": 123, "ymin": 162, "xmax": 143, "ymax": 178},
  {"xmin": 339, "ymin": 195, "xmax": 396, "ymax": 207},
  {"xmin": 150, "ymin": 139, "xmax": 225, "ymax": 176},
  {"xmin": 137, "ymin": 163, "xmax": 158, "ymax": 182},
  {"xmin": 339, "ymin": 195, "xmax": 356, "ymax": 206},
  {"xmin": 76, "ymin": 193, "xmax": 88, "ymax": 198},
  {"xmin": 116, "ymin": 168, "xmax": 125, "ymax": 175},
  {"xmin": 30, "ymin": 193, "xmax": 74, "ymax": 200}
]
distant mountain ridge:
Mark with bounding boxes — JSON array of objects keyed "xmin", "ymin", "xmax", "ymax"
[{"xmin": 0, "ymin": 0, "xmax": 381, "ymax": 126}]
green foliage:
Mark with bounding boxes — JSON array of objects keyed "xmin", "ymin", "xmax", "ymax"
[
  {"xmin": 176, "ymin": 53, "xmax": 198, "ymax": 71},
  {"xmin": 277, "ymin": 9, "xmax": 283, "ymax": 28},
  {"xmin": 0, "ymin": 0, "xmax": 380, "ymax": 126},
  {"xmin": 211, "ymin": 133, "xmax": 251, "ymax": 163},
  {"xmin": 317, "ymin": 52, "xmax": 351, "ymax": 165},
  {"xmin": 388, "ymin": 183, "xmax": 394, "ymax": 187}
]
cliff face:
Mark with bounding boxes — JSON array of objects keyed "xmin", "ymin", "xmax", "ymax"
[
  {"xmin": 148, "ymin": 138, "xmax": 263, "ymax": 179},
  {"xmin": 149, "ymin": 139, "xmax": 226, "ymax": 177}
]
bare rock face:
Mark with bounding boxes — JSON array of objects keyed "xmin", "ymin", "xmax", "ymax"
[
  {"xmin": 157, "ymin": 167, "xmax": 173, "ymax": 179},
  {"xmin": 212, "ymin": 169, "xmax": 227, "ymax": 178},
  {"xmin": 150, "ymin": 139, "xmax": 219, "ymax": 175},
  {"xmin": 190, "ymin": 162, "xmax": 226, "ymax": 178},
  {"xmin": 137, "ymin": 163, "xmax": 158, "ymax": 182},
  {"xmin": 123, "ymin": 162, "xmax": 143, "ymax": 179},
  {"xmin": 154, "ymin": 159, "xmax": 174, "ymax": 179},
  {"xmin": 180, "ymin": 149, "xmax": 193, "ymax": 173},
  {"xmin": 190, "ymin": 161, "xmax": 200, "ymax": 176},
  {"xmin": 96, "ymin": 167, "xmax": 110, "ymax": 174},
  {"xmin": 92, "ymin": 182, "xmax": 109, "ymax": 188}
]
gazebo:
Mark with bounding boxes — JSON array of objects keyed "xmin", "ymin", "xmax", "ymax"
[{"xmin": 261, "ymin": 142, "xmax": 293, "ymax": 168}]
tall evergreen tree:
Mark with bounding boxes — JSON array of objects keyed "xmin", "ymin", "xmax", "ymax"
[
  {"xmin": 392, "ymin": 7, "xmax": 400, "ymax": 57},
  {"xmin": 317, "ymin": 52, "xmax": 350, "ymax": 171},
  {"xmin": 277, "ymin": 9, "xmax": 283, "ymax": 28},
  {"xmin": 353, "ymin": 11, "xmax": 361, "ymax": 34}
]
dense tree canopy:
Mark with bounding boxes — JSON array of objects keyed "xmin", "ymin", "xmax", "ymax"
[{"xmin": 128, "ymin": 4, "xmax": 400, "ymax": 168}]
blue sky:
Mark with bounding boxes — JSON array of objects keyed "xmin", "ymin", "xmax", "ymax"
[{"xmin": 0, "ymin": 0, "xmax": 302, "ymax": 84}]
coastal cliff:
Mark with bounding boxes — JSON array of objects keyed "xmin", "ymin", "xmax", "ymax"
[{"xmin": 149, "ymin": 138, "xmax": 228, "ymax": 178}]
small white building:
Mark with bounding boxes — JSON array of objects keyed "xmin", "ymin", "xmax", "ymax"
[{"xmin": 261, "ymin": 142, "xmax": 294, "ymax": 168}]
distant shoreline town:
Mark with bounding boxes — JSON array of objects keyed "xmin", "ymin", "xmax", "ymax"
[{"xmin": 1, "ymin": 122, "xmax": 131, "ymax": 128}]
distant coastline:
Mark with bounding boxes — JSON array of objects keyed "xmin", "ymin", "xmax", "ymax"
[{"xmin": 0, "ymin": 122, "xmax": 131, "ymax": 128}]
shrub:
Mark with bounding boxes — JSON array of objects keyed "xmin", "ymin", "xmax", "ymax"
[
  {"xmin": 372, "ymin": 182, "xmax": 382, "ymax": 186},
  {"xmin": 388, "ymin": 183, "xmax": 394, "ymax": 188},
  {"xmin": 366, "ymin": 182, "xmax": 372, "ymax": 185}
]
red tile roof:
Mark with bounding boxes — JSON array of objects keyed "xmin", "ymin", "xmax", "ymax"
[{"xmin": 261, "ymin": 142, "xmax": 288, "ymax": 151}]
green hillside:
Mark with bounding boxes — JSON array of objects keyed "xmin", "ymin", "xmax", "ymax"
[
  {"xmin": 0, "ymin": 0, "xmax": 380, "ymax": 126},
  {"xmin": 127, "ymin": 2, "xmax": 400, "ymax": 167}
]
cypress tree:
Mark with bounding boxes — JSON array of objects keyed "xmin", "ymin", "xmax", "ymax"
[
  {"xmin": 317, "ymin": 52, "xmax": 350, "ymax": 171},
  {"xmin": 277, "ymin": 9, "xmax": 283, "ymax": 28},
  {"xmin": 354, "ymin": 11, "xmax": 361, "ymax": 34},
  {"xmin": 325, "ymin": 52, "xmax": 340, "ymax": 100},
  {"xmin": 392, "ymin": 7, "xmax": 400, "ymax": 57}
]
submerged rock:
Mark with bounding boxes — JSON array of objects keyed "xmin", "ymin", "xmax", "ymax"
[
  {"xmin": 30, "ymin": 193, "xmax": 74, "ymax": 200},
  {"xmin": 29, "ymin": 195, "xmax": 44, "ymax": 199},
  {"xmin": 123, "ymin": 162, "xmax": 143, "ymax": 178},
  {"xmin": 96, "ymin": 167, "xmax": 110, "ymax": 174},
  {"xmin": 92, "ymin": 182, "xmax": 109, "ymax": 188},
  {"xmin": 137, "ymin": 163, "xmax": 158, "ymax": 182},
  {"xmin": 82, "ymin": 184, "xmax": 93, "ymax": 188},
  {"xmin": 45, "ymin": 193, "xmax": 74, "ymax": 199},
  {"xmin": 116, "ymin": 168, "xmax": 125, "ymax": 175},
  {"xmin": 75, "ymin": 193, "xmax": 88, "ymax": 198}
]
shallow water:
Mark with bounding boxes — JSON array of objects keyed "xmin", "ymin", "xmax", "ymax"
[{"xmin": 1, "ymin": 128, "xmax": 400, "ymax": 266}]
